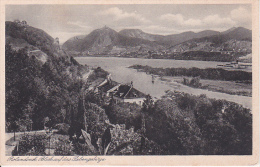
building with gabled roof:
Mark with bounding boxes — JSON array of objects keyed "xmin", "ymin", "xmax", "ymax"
[{"xmin": 98, "ymin": 80, "xmax": 146, "ymax": 105}]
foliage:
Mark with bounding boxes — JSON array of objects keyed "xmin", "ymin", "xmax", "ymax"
[
  {"xmin": 5, "ymin": 21, "xmax": 92, "ymax": 132},
  {"xmin": 189, "ymin": 76, "xmax": 201, "ymax": 88},
  {"xmin": 84, "ymin": 91, "xmax": 105, "ymax": 106},
  {"xmin": 6, "ymin": 21, "xmax": 55, "ymax": 53},
  {"xmin": 54, "ymin": 136, "xmax": 74, "ymax": 155},
  {"xmin": 87, "ymin": 67, "xmax": 109, "ymax": 82},
  {"xmin": 130, "ymin": 65, "xmax": 252, "ymax": 82},
  {"xmin": 13, "ymin": 134, "xmax": 47, "ymax": 156},
  {"xmin": 54, "ymin": 123, "xmax": 70, "ymax": 135},
  {"xmin": 73, "ymin": 142, "xmax": 97, "ymax": 155},
  {"xmin": 105, "ymin": 102, "xmax": 142, "ymax": 130},
  {"xmin": 85, "ymin": 103, "xmax": 109, "ymax": 135},
  {"xmin": 5, "ymin": 43, "xmax": 86, "ymax": 131},
  {"xmin": 166, "ymin": 91, "xmax": 252, "ymax": 155},
  {"xmin": 143, "ymin": 98, "xmax": 203, "ymax": 155},
  {"xmin": 142, "ymin": 94, "xmax": 154, "ymax": 113}
]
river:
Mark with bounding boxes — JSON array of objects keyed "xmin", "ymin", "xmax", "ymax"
[{"xmin": 75, "ymin": 57, "xmax": 252, "ymax": 110}]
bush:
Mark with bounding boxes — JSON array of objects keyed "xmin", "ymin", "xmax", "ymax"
[
  {"xmin": 54, "ymin": 137, "xmax": 74, "ymax": 155},
  {"xmin": 140, "ymin": 91, "xmax": 252, "ymax": 155},
  {"xmin": 54, "ymin": 123, "xmax": 70, "ymax": 135},
  {"xmin": 14, "ymin": 134, "xmax": 47, "ymax": 156},
  {"xmin": 172, "ymin": 91, "xmax": 252, "ymax": 155},
  {"xmin": 183, "ymin": 77, "xmax": 201, "ymax": 88},
  {"xmin": 73, "ymin": 142, "xmax": 97, "ymax": 155},
  {"xmin": 189, "ymin": 76, "xmax": 201, "ymax": 88},
  {"xmin": 143, "ymin": 99, "xmax": 204, "ymax": 155},
  {"xmin": 105, "ymin": 102, "xmax": 142, "ymax": 130}
]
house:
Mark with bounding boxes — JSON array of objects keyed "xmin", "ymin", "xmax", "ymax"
[
  {"xmin": 87, "ymin": 71, "xmax": 146, "ymax": 105},
  {"xmin": 98, "ymin": 80, "xmax": 146, "ymax": 105},
  {"xmin": 21, "ymin": 20, "xmax": 27, "ymax": 26}
]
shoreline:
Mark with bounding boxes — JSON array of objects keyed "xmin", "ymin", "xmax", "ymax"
[
  {"xmin": 160, "ymin": 76, "xmax": 252, "ymax": 97},
  {"xmin": 75, "ymin": 56, "xmax": 252, "ymax": 72},
  {"xmin": 74, "ymin": 55, "xmax": 237, "ymax": 63}
]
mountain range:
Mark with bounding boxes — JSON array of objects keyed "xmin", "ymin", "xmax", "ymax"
[
  {"xmin": 62, "ymin": 26, "xmax": 252, "ymax": 55},
  {"xmin": 119, "ymin": 29, "xmax": 220, "ymax": 45}
]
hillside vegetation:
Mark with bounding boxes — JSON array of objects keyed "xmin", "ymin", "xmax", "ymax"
[
  {"xmin": 104, "ymin": 91, "xmax": 252, "ymax": 155},
  {"xmin": 5, "ymin": 43, "xmax": 86, "ymax": 131},
  {"xmin": 5, "ymin": 21, "xmax": 89, "ymax": 131}
]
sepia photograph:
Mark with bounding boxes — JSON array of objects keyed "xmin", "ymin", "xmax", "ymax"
[{"xmin": 1, "ymin": 0, "xmax": 259, "ymax": 166}]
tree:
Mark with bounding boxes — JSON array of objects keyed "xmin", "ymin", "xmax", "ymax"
[
  {"xmin": 10, "ymin": 121, "xmax": 19, "ymax": 141},
  {"xmin": 142, "ymin": 94, "xmax": 154, "ymax": 113}
]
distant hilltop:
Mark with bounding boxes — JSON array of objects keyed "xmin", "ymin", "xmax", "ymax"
[
  {"xmin": 62, "ymin": 26, "xmax": 252, "ymax": 56},
  {"xmin": 6, "ymin": 20, "xmax": 61, "ymax": 52},
  {"xmin": 13, "ymin": 19, "xmax": 28, "ymax": 27}
]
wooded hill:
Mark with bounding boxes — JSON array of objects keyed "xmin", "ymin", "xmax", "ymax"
[{"xmin": 5, "ymin": 21, "xmax": 89, "ymax": 131}]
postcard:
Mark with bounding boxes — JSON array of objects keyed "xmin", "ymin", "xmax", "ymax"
[{"xmin": 0, "ymin": 0, "xmax": 259, "ymax": 166}]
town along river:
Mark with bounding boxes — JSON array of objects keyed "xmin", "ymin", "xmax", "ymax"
[{"xmin": 75, "ymin": 57, "xmax": 252, "ymax": 110}]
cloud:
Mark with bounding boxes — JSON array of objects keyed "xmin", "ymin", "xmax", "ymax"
[
  {"xmin": 184, "ymin": 18, "xmax": 202, "ymax": 27},
  {"xmin": 98, "ymin": 7, "xmax": 150, "ymax": 25},
  {"xmin": 160, "ymin": 13, "xmax": 202, "ymax": 27},
  {"xmin": 203, "ymin": 14, "xmax": 235, "ymax": 27},
  {"xmin": 160, "ymin": 14, "xmax": 184, "ymax": 24},
  {"xmin": 67, "ymin": 21, "xmax": 92, "ymax": 30},
  {"xmin": 159, "ymin": 13, "xmax": 237, "ymax": 30},
  {"xmin": 230, "ymin": 7, "xmax": 251, "ymax": 27}
]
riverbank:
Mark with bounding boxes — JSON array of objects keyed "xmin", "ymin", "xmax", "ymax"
[
  {"xmin": 71, "ymin": 50, "xmax": 251, "ymax": 63},
  {"xmin": 161, "ymin": 76, "xmax": 252, "ymax": 97},
  {"xmin": 75, "ymin": 57, "xmax": 252, "ymax": 109},
  {"xmin": 130, "ymin": 64, "xmax": 252, "ymax": 97}
]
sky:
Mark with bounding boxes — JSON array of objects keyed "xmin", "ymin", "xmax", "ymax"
[{"xmin": 6, "ymin": 4, "xmax": 252, "ymax": 43}]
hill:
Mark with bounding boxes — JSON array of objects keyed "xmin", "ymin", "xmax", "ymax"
[
  {"xmin": 119, "ymin": 29, "xmax": 164, "ymax": 41},
  {"xmin": 119, "ymin": 29, "xmax": 220, "ymax": 46},
  {"xmin": 221, "ymin": 27, "xmax": 252, "ymax": 40},
  {"xmin": 6, "ymin": 21, "xmax": 55, "ymax": 52},
  {"xmin": 5, "ymin": 21, "xmax": 91, "ymax": 131},
  {"xmin": 63, "ymin": 26, "xmax": 251, "ymax": 57},
  {"xmin": 169, "ymin": 27, "xmax": 252, "ymax": 53},
  {"xmin": 62, "ymin": 26, "xmax": 164, "ymax": 55},
  {"xmin": 160, "ymin": 30, "xmax": 220, "ymax": 46}
]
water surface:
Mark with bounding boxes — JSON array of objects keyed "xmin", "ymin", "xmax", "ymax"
[{"xmin": 75, "ymin": 57, "xmax": 252, "ymax": 109}]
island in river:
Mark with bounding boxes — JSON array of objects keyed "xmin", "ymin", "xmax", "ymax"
[{"xmin": 129, "ymin": 64, "xmax": 252, "ymax": 97}]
